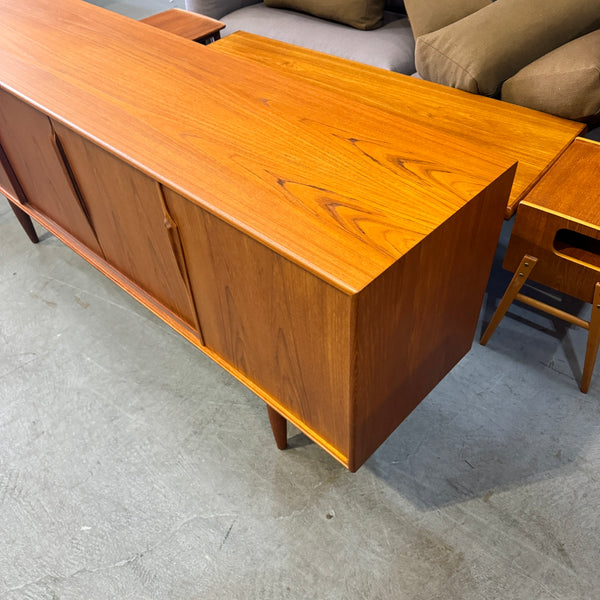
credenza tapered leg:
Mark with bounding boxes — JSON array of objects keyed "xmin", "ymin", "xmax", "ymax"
[
  {"xmin": 8, "ymin": 200, "xmax": 39, "ymax": 243},
  {"xmin": 267, "ymin": 405, "xmax": 287, "ymax": 450}
]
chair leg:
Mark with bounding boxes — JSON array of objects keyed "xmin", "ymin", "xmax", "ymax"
[
  {"xmin": 581, "ymin": 282, "xmax": 600, "ymax": 394},
  {"xmin": 267, "ymin": 405, "xmax": 287, "ymax": 450},
  {"xmin": 8, "ymin": 200, "xmax": 39, "ymax": 243},
  {"xmin": 480, "ymin": 255, "xmax": 537, "ymax": 345}
]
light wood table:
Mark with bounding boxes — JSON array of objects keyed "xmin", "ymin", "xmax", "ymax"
[
  {"xmin": 141, "ymin": 8, "xmax": 224, "ymax": 44},
  {"xmin": 0, "ymin": 0, "xmax": 583, "ymax": 470},
  {"xmin": 210, "ymin": 32, "xmax": 584, "ymax": 218},
  {"xmin": 482, "ymin": 138, "xmax": 600, "ymax": 393}
]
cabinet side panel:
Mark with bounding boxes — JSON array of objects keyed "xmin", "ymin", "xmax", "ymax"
[
  {"xmin": 351, "ymin": 168, "xmax": 515, "ymax": 469},
  {"xmin": 0, "ymin": 89, "xmax": 102, "ymax": 254},
  {"xmin": 164, "ymin": 188, "xmax": 353, "ymax": 461}
]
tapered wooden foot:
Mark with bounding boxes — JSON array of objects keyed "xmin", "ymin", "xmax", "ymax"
[
  {"xmin": 267, "ymin": 406, "xmax": 287, "ymax": 450},
  {"xmin": 481, "ymin": 255, "xmax": 537, "ymax": 345},
  {"xmin": 8, "ymin": 200, "xmax": 39, "ymax": 243},
  {"xmin": 581, "ymin": 283, "xmax": 600, "ymax": 394}
]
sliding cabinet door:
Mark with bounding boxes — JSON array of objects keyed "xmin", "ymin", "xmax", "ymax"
[
  {"xmin": 52, "ymin": 122, "xmax": 200, "ymax": 333},
  {"xmin": 0, "ymin": 89, "xmax": 102, "ymax": 254},
  {"xmin": 162, "ymin": 187, "xmax": 353, "ymax": 459},
  {"xmin": 0, "ymin": 142, "xmax": 18, "ymax": 199}
]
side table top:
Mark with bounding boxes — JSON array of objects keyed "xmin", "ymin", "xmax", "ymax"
[
  {"xmin": 520, "ymin": 138, "xmax": 600, "ymax": 229},
  {"xmin": 210, "ymin": 32, "xmax": 585, "ymax": 218},
  {"xmin": 141, "ymin": 8, "xmax": 224, "ymax": 42}
]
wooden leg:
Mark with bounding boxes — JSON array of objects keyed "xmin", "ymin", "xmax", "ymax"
[
  {"xmin": 8, "ymin": 200, "xmax": 39, "ymax": 243},
  {"xmin": 480, "ymin": 255, "xmax": 537, "ymax": 345},
  {"xmin": 267, "ymin": 405, "xmax": 287, "ymax": 450},
  {"xmin": 581, "ymin": 282, "xmax": 600, "ymax": 394}
]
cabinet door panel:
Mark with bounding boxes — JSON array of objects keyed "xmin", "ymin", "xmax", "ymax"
[
  {"xmin": 163, "ymin": 187, "xmax": 352, "ymax": 458},
  {"xmin": 53, "ymin": 122, "xmax": 199, "ymax": 331},
  {"xmin": 0, "ymin": 89, "xmax": 102, "ymax": 253},
  {"xmin": 0, "ymin": 142, "xmax": 18, "ymax": 199}
]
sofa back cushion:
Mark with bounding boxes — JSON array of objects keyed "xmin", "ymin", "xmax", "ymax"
[
  {"xmin": 404, "ymin": 0, "xmax": 490, "ymax": 38},
  {"xmin": 415, "ymin": 0, "xmax": 600, "ymax": 96},
  {"xmin": 264, "ymin": 0, "xmax": 385, "ymax": 30},
  {"xmin": 502, "ymin": 29, "xmax": 600, "ymax": 123}
]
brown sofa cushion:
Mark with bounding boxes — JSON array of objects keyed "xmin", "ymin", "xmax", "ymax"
[
  {"xmin": 415, "ymin": 0, "xmax": 600, "ymax": 96},
  {"xmin": 502, "ymin": 30, "xmax": 600, "ymax": 122},
  {"xmin": 404, "ymin": 0, "xmax": 490, "ymax": 39},
  {"xmin": 263, "ymin": 0, "xmax": 385, "ymax": 30}
]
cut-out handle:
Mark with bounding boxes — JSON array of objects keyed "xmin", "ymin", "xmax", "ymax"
[{"xmin": 553, "ymin": 228, "xmax": 600, "ymax": 269}]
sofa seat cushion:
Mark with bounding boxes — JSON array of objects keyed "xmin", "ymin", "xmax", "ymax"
[
  {"xmin": 501, "ymin": 30, "xmax": 600, "ymax": 123},
  {"xmin": 222, "ymin": 4, "xmax": 415, "ymax": 74},
  {"xmin": 264, "ymin": 0, "xmax": 385, "ymax": 31},
  {"xmin": 415, "ymin": 0, "xmax": 600, "ymax": 96}
]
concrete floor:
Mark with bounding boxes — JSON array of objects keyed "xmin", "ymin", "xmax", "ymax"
[{"xmin": 2, "ymin": 2, "xmax": 600, "ymax": 598}]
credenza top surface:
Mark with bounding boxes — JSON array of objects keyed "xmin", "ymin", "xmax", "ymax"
[
  {"xmin": 0, "ymin": 0, "xmax": 517, "ymax": 293},
  {"xmin": 212, "ymin": 32, "xmax": 584, "ymax": 221}
]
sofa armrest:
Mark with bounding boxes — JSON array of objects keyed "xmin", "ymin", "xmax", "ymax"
[{"xmin": 184, "ymin": 0, "xmax": 260, "ymax": 20}]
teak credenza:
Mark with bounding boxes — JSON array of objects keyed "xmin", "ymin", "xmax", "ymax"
[{"xmin": 0, "ymin": 0, "xmax": 582, "ymax": 470}]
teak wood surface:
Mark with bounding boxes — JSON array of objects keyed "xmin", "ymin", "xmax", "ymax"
[
  {"xmin": 0, "ymin": 88, "xmax": 103, "ymax": 255},
  {"xmin": 140, "ymin": 8, "xmax": 224, "ymax": 42},
  {"xmin": 486, "ymin": 139, "xmax": 600, "ymax": 392},
  {"xmin": 504, "ymin": 138, "xmax": 600, "ymax": 304},
  {"xmin": 211, "ymin": 32, "xmax": 584, "ymax": 219},
  {"xmin": 0, "ymin": 0, "xmax": 515, "ymax": 293},
  {"xmin": 1, "ymin": 0, "xmax": 522, "ymax": 469}
]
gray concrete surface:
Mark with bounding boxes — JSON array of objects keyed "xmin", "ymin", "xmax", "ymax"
[{"xmin": 1, "ymin": 2, "xmax": 600, "ymax": 598}]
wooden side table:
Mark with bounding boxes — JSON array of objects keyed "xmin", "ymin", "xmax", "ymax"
[
  {"xmin": 481, "ymin": 138, "xmax": 600, "ymax": 393},
  {"xmin": 140, "ymin": 9, "xmax": 225, "ymax": 44}
]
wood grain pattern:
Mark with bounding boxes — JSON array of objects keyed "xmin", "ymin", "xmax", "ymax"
[
  {"xmin": 504, "ymin": 139, "xmax": 600, "ymax": 304},
  {"xmin": 0, "ymin": 142, "xmax": 39, "ymax": 242},
  {"xmin": 52, "ymin": 121, "xmax": 201, "ymax": 331},
  {"xmin": 163, "ymin": 186, "xmax": 353, "ymax": 462},
  {"xmin": 0, "ymin": 89, "xmax": 103, "ymax": 254},
  {"xmin": 140, "ymin": 9, "xmax": 224, "ymax": 42},
  {"xmin": 3, "ymin": 194, "xmax": 202, "ymax": 346},
  {"xmin": 351, "ymin": 167, "xmax": 516, "ymax": 469},
  {"xmin": 0, "ymin": 143, "xmax": 18, "ymax": 200},
  {"xmin": 0, "ymin": 0, "xmax": 522, "ymax": 469},
  {"xmin": 210, "ymin": 32, "xmax": 584, "ymax": 219},
  {"xmin": 0, "ymin": 0, "xmax": 514, "ymax": 293}
]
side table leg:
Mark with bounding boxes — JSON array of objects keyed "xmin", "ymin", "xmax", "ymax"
[
  {"xmin": 481, "ymin": 255, "xmax": 537, "ymax": 345},
  {"xmin": 267, "ymin": 406, "xmax": 287, "ymax": 450},
  {"xmin": 8, "ymin": 200, "xmax": 39, "ymax": 244},
  {"xmin": 581, "ymin": 282, "xmax": 600, "ymax": 394}
]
